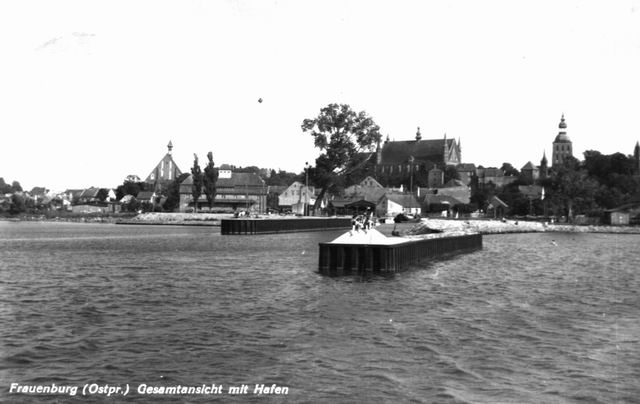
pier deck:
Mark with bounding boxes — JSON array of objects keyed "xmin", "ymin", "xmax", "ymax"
[{"xmin": 318, "ymin": 230, "xmax": 482, "ymax": 274}]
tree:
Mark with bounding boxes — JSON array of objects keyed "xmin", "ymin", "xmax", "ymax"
[
  {"xmin": 191, "ymin": 154, "xmax": 203, "ymax": 212},
  {"xmin": 96, "ymin": 188, "xmax": 110, "ymax": 202},
  {"xmin": 11, "ymin": 181, "xmax": 22, "ymax": 193},
  {"xmin": 301, "ymin": 103, "xmax": 382, "ymax": 211},
  {"xmin": 500, "ymin": 162, "xmax": 519, "ymax": 177},
  {"xmin": 162, "ymin": 173, "xmax": 190, "ymax": 212},
  {"xmin": 9, "ymin": 193, "xmax": 26, "ymax": 214},
  {"xmin": 0, "ymin": 178, "xmax": 12, "ymax": 194},
  {"xmin": 549, "ymin": 156, "xmax": 597, "ymax": 220},
  {"xmin": 203, "ymin": 151, "xmax": 219, "ymax": 210},
  {"xmin": 443, "ymin": 166, "xmax": 460, "ymax": 184},
  {"xmin": 115, "ymin": 180, "xmax": 146, "ymax": 201}
]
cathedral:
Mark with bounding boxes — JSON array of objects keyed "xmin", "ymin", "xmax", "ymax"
[{"xmin": 374, "ymin": 128, "xmax": 461, "ymax": 188}]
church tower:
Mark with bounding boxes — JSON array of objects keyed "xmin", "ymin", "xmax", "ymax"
[
  {"xmin": 552, "ymin": 114, "xmax": 573, "ymax": 166},
  {"xmin": 540, "ymin": 150, "xmax": 549, "ymax": 179}
]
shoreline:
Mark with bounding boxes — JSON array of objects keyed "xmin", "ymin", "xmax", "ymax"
[
  {"xmin": 403, "ymin": 219, "xmax": 640, "ymax": 236},
  {"xmin": 3, "ymin": 214, "xmax": 640, "ymax": 235}
]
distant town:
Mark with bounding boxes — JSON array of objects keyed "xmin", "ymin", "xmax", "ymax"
[{"xmin": 2, "ymin": 114, "xmax": 640, "ymax": 226}]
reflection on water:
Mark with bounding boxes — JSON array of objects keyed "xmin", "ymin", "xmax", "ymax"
[{"xmin": 1, "ymin": 222, "xmax": 639, "ymax": 403}]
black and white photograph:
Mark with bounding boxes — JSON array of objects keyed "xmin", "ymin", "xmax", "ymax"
[{"xmin": 1, "ymin": 1, "xmax": 639, "ymax": 402}]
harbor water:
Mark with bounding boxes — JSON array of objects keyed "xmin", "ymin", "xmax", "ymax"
[{"xmin": 1, "ymin": 221, "xmax": 639, "ymax": 403}]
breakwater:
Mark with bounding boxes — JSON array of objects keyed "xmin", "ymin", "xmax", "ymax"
[
  {"xmin": 405, "ymin": 219, "xmax": 640, "ymax": 235},
  {"xmin": 221, "ymin": 217, "xmax": 352, "ymax": 235},
  {"xmin": 318, "ymin": 232, "xmax": 482, "ymax": 274}
]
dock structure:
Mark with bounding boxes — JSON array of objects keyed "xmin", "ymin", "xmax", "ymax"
[
  {"xmin": 318, "ymin": 230, "xmax": 482, "ymax": 274},
  {"xmin": 221, "ymin": 217, "xmax": 352, "ymax": 235}
]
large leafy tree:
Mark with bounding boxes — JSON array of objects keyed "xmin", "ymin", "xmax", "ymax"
[
  {"xmin": 191, "ymin": 154, "xmax": 203, "ymax": 212},
  {"xmin": 301, "ymin": 103, "xmax": 382, "ymax": 210},
  {"xmin": 203, "ymin": 151, "xmax": 219, "ymax": 210},
  {"xmin": 548, "ymin": 156, "xmax": 597, "ymax": 219}
]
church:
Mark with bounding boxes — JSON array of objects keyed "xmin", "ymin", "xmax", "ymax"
[
  {"xmin": 145, "ymin": 141, "xmax": 182, "ymax": 189},
  {"xmin": 373, "ymin": 127, "xmax": 462, "ymax": 189}
]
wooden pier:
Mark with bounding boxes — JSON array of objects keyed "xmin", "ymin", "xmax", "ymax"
[
  {"xmin": 221, "ymin": 217, "xmax": 352, "ymax": 235},
  {"xmin": 318, "ymin": 233, "xmax": 482, "ymax": 274}
]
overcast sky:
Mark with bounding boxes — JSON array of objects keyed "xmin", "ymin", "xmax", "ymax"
[{"xmin": 1, "ymin": 0, "xmax": 639, "ymax": 191}]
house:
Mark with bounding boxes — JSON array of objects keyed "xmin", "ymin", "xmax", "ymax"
[
  {"xmin": 487, "ymin": 196, "xmax": 509, "ymax": 218},
  {"xmin": 433, "ymin": 179, "xmax": 471, "ymax": 204},
  {"xmin": 605, "ymin": 202, "xmax": 640, "ymax": 225},
  {"xmin": 421, "ymin": 194, "xmax": 464, "ymax": 216},
  {"xmin": 136, "ymin": 191, "xmax": 156, "ymax": 204},
  {"xmin": 179, "ymin": 168, "xmax": 267, "ymax": 212},
  {"xmin": 378, "ymin": 193, "xmax": 421, "ymax": 217},
  {"xmin": 78, "ymin": 187, "xmax": 101, "ymax": 204},
  {"xmin": 63, "ymin": 189, "xmax": 84, "ymax": 205},
  {"xmin": 343, "ymin": 176, "xmax": 384, "ymax": 196},
  {"xmin": 278, "ymin": 181, "xmax": 316, "ymax": 214}
]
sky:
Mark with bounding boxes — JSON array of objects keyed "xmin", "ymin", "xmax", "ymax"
[{"xmin": 1, "ymin": 0, "xmax": 639, "ymax": 192}]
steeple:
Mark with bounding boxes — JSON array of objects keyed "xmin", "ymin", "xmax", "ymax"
[
  {"xmin": 167, "ymin": 140, "xmax": 173, "ymax": 155},
  {"xmin": 415, "ymin": 127, "xmax": 422, "ymax": 141},
  {"xmin": 540, "ymin": 150, "xmax": 548, "ymax": 178}
]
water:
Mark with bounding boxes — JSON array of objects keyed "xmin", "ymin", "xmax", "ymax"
[{"xmin": 1, "ymin": 221, "xmax": 639, "ymax": 403}]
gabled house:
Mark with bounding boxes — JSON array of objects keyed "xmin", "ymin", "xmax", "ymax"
[
  {"xmin": 487, "ymin": 196, "xmax": 509, "ymax": 218},
  {"xmin": 378, "ymin": 193, "xmax": 421, "ymax": 217},
  {"xmin": 605, "ymin": 202, "xmax": 640, "ymax": 225},
  {"xmin": 78, "ymin": 187, "xmax": 101, "ymax": 204},
  {"xmin": 278, "ymin": 181, "xmax": 316, "ymax": 213}
]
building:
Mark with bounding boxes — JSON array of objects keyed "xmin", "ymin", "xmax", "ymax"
[
  {"xmin": 552, "ymin": 114, "xmax": 573, "ymax": 166},
  {"xmin": 432, "ymin": 179, "xmax": 471, "ymax": 204},
  {"xmin": 476, "ymin": 167, "xmax": 516, "ymax": 187},
  {"xmin": 605, "ymin": 202, "xmax": 640, "ymax": 225},
  {"xmin": 343, "ymin": 176, "xmax": 384, "ymax": 197},
  {"xmin": 145, "ymin": 141, "xmax": 182, "ymax": 188},
  {"xmin": 520, "ymin": 161, "xmax": 539, "ymax": 182},
  {"xmin": 487, "ymin": 196, "xmax": 509, "ymax": 218},
  {"xmin": 278, "ymin": 181, "xmax": 316, "ymax": 214},
  {"xmin": 179, "ymin": 168, "xmax": 267, "ymax": 212},
  {"xmin": 377, "ymin": 193, "xmax": 422, "ymax": 217},
  {"xmin": 375, "ymin": 128, "xmax": 462, "ymax": 188},
  {"xmin": 455, "ymin": 163, "xmax": 477, "ymax": 185}
]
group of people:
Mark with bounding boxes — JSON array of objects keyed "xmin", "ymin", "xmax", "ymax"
[{"xmin": 350, "ymin": 209, "xmax": 375, "ymax": 233}]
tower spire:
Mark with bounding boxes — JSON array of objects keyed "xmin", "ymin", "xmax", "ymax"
[
  {"xmin": 167, "ymin": 140, "xmax": 173, "ymax": 155},
  {"xmin": 415, "ymin": 127, "xmax": 422, "ymax": 141}
]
